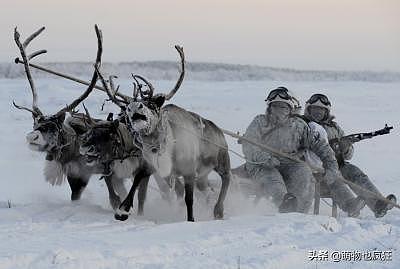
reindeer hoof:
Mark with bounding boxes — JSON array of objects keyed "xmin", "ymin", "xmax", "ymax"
[
  {"xmin": 187, "ymin": 217, "xmax": 195, "ymax": 222},
  {"xmin": 114, "ymin": 213, "xmax": 129, "ymax": 221},
  {"xmin": 71, "ymin": 192, "xmax": 82, "ymax": 201},
  {"xmin": 214, "ymin": 213, "xmax": 223, "ymax": 220},
  {"xmin": 214, "ymin": 205, "xmax": 224, "ymax": 220},
  {"xmin": 114, "ymin": 208, "xmax": 130, "ymax": 221}
]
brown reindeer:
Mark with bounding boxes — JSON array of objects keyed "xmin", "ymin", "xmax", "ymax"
[{"xmin": 12, "ymin": 25, "xmax": 126, "ymax": 208}]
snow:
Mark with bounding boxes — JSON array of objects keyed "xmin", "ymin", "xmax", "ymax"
[{"xmin": 1, "ymin": 78, "xmax": 399, "ymax": 268}]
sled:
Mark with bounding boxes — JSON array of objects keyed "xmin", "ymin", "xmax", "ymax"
[{"xmin": 231, "ymin": 164, "xmax": 338, "ymax": 218}]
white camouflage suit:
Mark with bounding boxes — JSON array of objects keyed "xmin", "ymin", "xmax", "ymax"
[
  {"xmin": 242, "ymin": 113, "xmax": 340, "ymax": 213},
  {"xmin": 305, "ymin": 121, "xmax": 360, "ymax": 212},
  {"xmin": 314, "ymin": 115, "xmax": 384, "ymax": 213}
]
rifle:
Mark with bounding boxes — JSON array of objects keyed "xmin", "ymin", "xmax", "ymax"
[{"xmin": 329, "ymin": 124, "xmax": 393, "ymax": 165}]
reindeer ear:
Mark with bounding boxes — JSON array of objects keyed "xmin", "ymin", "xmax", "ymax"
[
  {"xmin": 107, "ymin": 113, "xmax": 114, "ymax": 121},
  {"xmin": 153, "ymin": 94, "xmax": 165, "ymax": 108}
]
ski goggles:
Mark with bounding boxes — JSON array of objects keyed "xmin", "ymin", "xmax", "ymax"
[
  {"xmin": 265, "ymin": 87, "xmax": 291, "ymax": 102},
  {"xmin": 306, "ymin": 94, "xmax": 331, "ymax": 106}
]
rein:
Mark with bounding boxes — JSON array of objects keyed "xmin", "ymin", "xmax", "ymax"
[{"xmin": 47, "ymin": 124, "xmax": 76, "ymax": 163}]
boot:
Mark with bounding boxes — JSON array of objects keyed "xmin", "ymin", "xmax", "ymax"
[
  {"xmin": 344, "ymin": 197, "xmax": 366, "ymax": 217},
  {"xmin": 374, "ymin": 194, "xmax": 397, "ymax": 218},
  {"xmin": 279, "ymin": 193, "xmax": 298, "ymax": 213}
]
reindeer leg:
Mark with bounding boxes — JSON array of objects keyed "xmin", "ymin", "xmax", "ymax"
[
  {"xmin": 213, "ymin": 172, "xmax": 230, "ymax": 219},
  {"xmin": 104, "ymin": 175, "xmax": 121, "ymax": 210},
  {"xmin": 67, "ymin": 176, "xmax": 88, "ymax": 201},
  {"xmin": 183, "ymin": 176, "xmax": 195, "ymax": 222},
  {"xmin": 115, "ymin": 169, "xmax": 150, "ymax": 221},
  {"xmin": 214, "ymin": 152, "xmax": 231, "ymax": 219},
  {"xmin": 175, "ymin": 178, "xmax": 185, "ymax": 200},
  {"xmin": 137, "ymin": 175, "xmax": 150, "ymax": 216},
  {"xmin": 153, "ymin": 173, "xmax": 174, "ymax": 203}
]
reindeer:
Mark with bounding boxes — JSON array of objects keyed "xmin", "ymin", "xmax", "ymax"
[
  {"xmin": 78, "ymin": 113, "xmax": 152, "ymax": 215},
  {"xmin": 79, "ymin": 72, "xmax": 187, "ymax": 217},
  {"xmin": 12, "ymin": 25, "xmax": 125, "ymax": 208},
  {"xmin": 100, "ymin": 46, "xmax": 231, "ymax": 222}
]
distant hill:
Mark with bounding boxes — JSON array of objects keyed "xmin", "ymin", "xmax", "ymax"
[{"xmin": 1, "ymin": 61, "xmax": 400, "ymax": 82}]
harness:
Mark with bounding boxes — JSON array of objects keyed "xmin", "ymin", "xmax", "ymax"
[
  {"xmin": 45, "ymin": 123, "xmax": 77, "ymax": 163},
  {"xmin": 98, "ymin": 123, "xmax": 142, "ymax": 180},
  {"xmin": 113, "ymin": 123, "xmax": 142, "ymax": 161}
]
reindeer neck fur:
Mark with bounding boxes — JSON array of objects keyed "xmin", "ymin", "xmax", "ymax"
[
  {"xmin": 138, "ymin": 109, "xmax": 175, "ymax": 178},
  {"xmin": 43, "ymin": 124, "xmax": 83, "ymax": 186}
]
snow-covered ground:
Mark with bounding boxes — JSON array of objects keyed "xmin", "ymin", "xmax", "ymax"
[{"xmin": 0, "ymin": 78, "xmax": 399, "ymax": 268}]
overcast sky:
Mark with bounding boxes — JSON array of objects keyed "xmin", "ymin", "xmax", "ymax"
[{"xmin": 1, "ymin": 0, "xmax": 399, "ymax": 71}]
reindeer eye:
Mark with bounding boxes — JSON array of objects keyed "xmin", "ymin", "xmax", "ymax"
[{"xmin": 138, "ymin": 103, "xmax": 143, "ymax": 109}]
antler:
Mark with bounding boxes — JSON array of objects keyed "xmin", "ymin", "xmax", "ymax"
[
  {"xmin": 55, "ymin": 24, "xmax": 103, "ymax": 116},
  {"xmin": 82, "ymin": 103, "xmax": 95, "ymax": 126},
  {"xmin": 164, "ymin": 45, "xmax": 185, "ymax": 100},
  {"xmin": 130, "ymin": 45, "xmax": 185, "ymax": 102},
  {"xmin": 132, "ymin": 81, "xmax": 140, "ymax": 100},
  {"xmin": 109, "ymin": 75, "xmax": 120, "ymax": 96},
  {"xmin": 12, "ymin": 101, "xmax": 37, "ymax": 114},
  {"xmin": 13, "ymin": 26, "xmax": 47, "ymax": 117},
  {"xmin": 95, "ymin": 65, "xmax": 130, "ymax": 108},
  {"xmin": 131, "ymin": 74, "xmax": 154, "ymax": 99}
]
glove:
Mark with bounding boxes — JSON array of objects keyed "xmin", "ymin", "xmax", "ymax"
[
  {"xmin": 338, "ymin": 137, "xmax": 352, "ymax": 155},
  {"xmin": 253, "ymin": 151, "xmax": 280, "ymax": 168},
  {"xmin": 324, "ymin": 168, "xmax": 341, "ymax": 185}
]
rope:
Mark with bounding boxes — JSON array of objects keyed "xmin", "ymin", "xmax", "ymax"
[{"xmin": 167, "ymin": 118, "xmax": 272, "ymax": 166}]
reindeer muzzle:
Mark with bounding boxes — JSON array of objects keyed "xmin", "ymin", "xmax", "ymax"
[{"xmin": 26, "ymin": 130, "xmax": 47, "ymax": 150}]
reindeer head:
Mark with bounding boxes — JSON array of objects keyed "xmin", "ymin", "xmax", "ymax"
[
  {"xmin": 125, "ymin": 93, "xmax": 166, "ymax": 135},
  {"xmin": 94, "ymin": 45, "xmax": 184, "ymax": 138},
  {"xmin": 27, "ymin": 113, "xmax": 66, "ymax": 152},
  {"xmin": 13, "ymin": 25, "xmax": 103, "ymax": 155},
  {"xmin": 103, "ymin": 46, "xmax": 184, "ymax": 137}
]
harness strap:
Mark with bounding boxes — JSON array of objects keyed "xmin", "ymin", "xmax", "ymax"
[{"xmin": 112, "ymin": 123, "xmax": 141, "ymax": 161}]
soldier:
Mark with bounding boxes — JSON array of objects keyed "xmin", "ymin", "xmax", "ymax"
[
  {"xmin": 242, "ymin": 87, "xmax": 362, "ymax": 214},
  {"xmin": 304, "ymin": 93, "xmax": 397, "ymax": 217}
]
